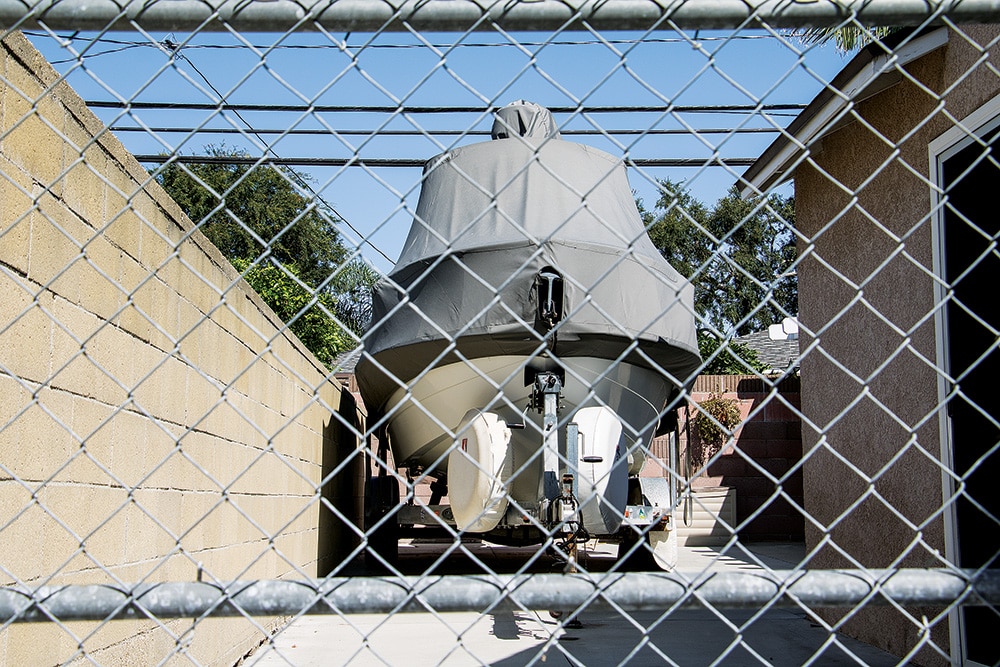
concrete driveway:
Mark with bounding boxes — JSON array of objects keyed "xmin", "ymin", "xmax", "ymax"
[{"xmin": 244, "ymin": 541, "xmax": 900, "ymax": 666}]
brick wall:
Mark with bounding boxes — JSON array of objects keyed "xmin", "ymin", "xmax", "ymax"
[
  {"xmin": 676, "ymin": 375, "xmax": 804, "ymax": 542},
  {"xmin": 0, "ymin": 31, "xmax": 361, "ymax": 666}
]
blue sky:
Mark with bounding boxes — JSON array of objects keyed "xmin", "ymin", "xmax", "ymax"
[{"xmin": 27, "ymin": 28, "xmax": 850, "ymax": 272}]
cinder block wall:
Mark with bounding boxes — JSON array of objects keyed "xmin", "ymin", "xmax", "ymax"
[
  {"xmin": 0, "ymin": 31, "xmax": 359, "ymax": 665},
  {"xmin": 651, "ymin": 374, "xmax": 804, "ymax": 541}
]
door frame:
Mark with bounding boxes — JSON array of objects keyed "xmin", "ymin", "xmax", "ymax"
[{"xmin": 928, "ymin": 92, "xmax": 1000, "ymax": 667}]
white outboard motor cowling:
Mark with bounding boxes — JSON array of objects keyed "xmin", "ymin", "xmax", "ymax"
[
  {"xmin": 573, "ymin": 406, "xmax": 628, "ymax": 535},
  {"xmin": 447, "ymin": 410, "xmax": 512, "ymax": 533}
]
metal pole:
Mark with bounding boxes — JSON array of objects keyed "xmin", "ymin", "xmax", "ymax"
[
  {"xmin": 135, "ymin": 155, "xmax": 760, "ymax": 168},
  {"xmin": 3, "ymin": 0, "xmax": 999, "ymax": 33},
  {"xmin": 535, "ymin": 373, "xmax": 562, "ymax": 503},
  {"xmin": 668, "ymin": 427, "xmax": 677, "ymax": 517},
  {"xmin": 563, "ymin": 422, "xmax": 581, "ymax": 574},
  {"xmin": 2, "ymin": 569, "xmax": 998, "ymax": 622},
  {"xmin": 566, "ymin": 422, "xmax": 579, "ymax": 500}
]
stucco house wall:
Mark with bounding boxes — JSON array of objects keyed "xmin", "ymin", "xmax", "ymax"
[
  {"xmin": 0, "ymin": 31, "xmax": 361, "ymax": 665},
  {"xmin": 755, "ymin": 25, "xmax": 1000, "ymax": 664}
]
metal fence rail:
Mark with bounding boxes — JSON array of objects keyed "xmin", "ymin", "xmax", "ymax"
[
  {"xmin": 2, "ymin": 0, "xmax": 999, "ymax": 665},
  {"xmin": 5, "ymin": 0, "xmax": 1000, "ymax": 32},
  {"xmin": 3, "ymin": 569, "xmax": 1000, "ymax": 622}
]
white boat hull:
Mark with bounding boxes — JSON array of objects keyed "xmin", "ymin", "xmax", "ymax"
[
  {"xmin": 355, "ymin": 103, "xmax": 701, "ymax": 546},
  {"xmin": 382, "ymin": 354, "xmax": 672, "ymax": 535}
]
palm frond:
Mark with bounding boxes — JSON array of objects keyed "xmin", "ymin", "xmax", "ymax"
[{"xmin": 798, "ymin": 26, "xmax": 898, "ymax": 53}]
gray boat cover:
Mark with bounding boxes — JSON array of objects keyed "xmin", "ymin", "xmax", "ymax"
[{"xmin": 356, "ymin": 101, "xmax": 701, "ymax": 411}]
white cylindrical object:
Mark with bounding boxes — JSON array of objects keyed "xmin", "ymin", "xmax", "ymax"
[{"xmin": 447, "ymin": 410, "xmax": 512, "ymax": 533}]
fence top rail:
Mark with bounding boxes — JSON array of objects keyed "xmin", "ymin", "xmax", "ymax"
[
  {"xmin": 3, "ymin": 0, "xmax": 999, "ymax": 33},
  {"xmin": 2, "ymin": 569, "xmax": 996, "ymax": 622}
]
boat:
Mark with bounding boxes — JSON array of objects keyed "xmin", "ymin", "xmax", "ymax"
[{"xmin": 355, "ymin": 101, "xmax": 700, "ymax": 550}]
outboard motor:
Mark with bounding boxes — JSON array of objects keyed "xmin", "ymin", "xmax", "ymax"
[{"xmin": 572, "ymin": 406, "xmax": 628, "ymax": 535}]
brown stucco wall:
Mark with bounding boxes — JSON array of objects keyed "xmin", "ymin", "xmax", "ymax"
[
  {"xmin": 793, "ymin": 25, "xmax": 1000, "ymax": 664},
  {"xmin": 0, "ymin": 31, "xmax": 361, "ymax": 665}
]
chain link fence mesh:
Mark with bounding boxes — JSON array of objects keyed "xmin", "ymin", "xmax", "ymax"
[{"xmin": 1, "ymin": 3, "xmax": 998, "ymax": 665}]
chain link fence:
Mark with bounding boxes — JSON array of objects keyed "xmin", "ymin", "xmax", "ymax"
[{"xmin": 1, "ymin": 2, "xmax": 998, "ymax": 665}]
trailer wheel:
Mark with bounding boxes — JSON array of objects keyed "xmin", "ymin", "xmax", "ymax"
[
  {"xmin": 616, "ymin": 527, "xmax": 657, "ymax": 571},
  {"xmin": 364, "ymin": 475, "xmax": 400, "ymax": 570}
]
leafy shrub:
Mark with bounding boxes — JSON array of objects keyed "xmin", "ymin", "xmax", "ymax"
[
  {"xmin": 692, "ymin": 392, "xmax": 742, "ymax": 467},
  {"xmin": 232, "ymin": 258, "xmax": 348, "ymax": 368}
]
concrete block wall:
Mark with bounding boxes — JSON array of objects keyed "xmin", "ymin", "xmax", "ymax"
[
  {"xmin": 653, "ymin": 374, "xmax": 804, "ymax": 542},
  {"xmin": 0, "ymin": 31, "xmax": 359, "ymax": 665}
]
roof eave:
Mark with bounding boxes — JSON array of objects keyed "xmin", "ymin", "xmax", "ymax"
[{"xmin": 738, "ymin": 27, "xmax": 949, "ymax": 197}]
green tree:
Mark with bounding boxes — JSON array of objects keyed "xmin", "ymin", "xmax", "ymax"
[
  {"xmin": 157, "ymin": 145, "xmax": 346, "ymax": 290},
  {"xmin": 640, "ymin": 180, "xmax": 713, "ymax": 282},
  {"xmin": 155, "ymin": 146, "xmax": 379, "ymax": 364},
  {"xmin": 331, "ymin": 259, "xmax": 382, "ymax": 336},
  {"xmin": 233, "ymin": 259, "xmax": 347, "ymax": 367},
  {"xmin": 643, "ymin": 179, "xmax": 797, "ymax": 338},
  {"xmin": 707, "ymin": 186, "xmax": 797, "ymax": 335}
]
